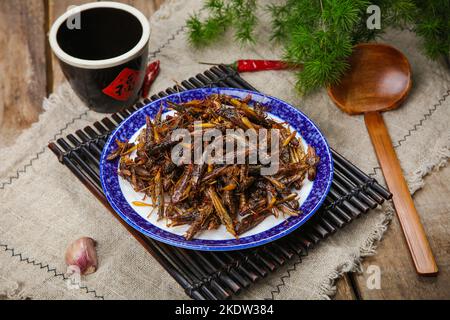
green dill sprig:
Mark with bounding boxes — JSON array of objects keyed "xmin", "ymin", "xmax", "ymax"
[
  {"xmin": 187, "ymin": 0, "xmax": 449, "ymax": 95},
  {"xmin": 414, "ymin": 0, "xmax": 450, "ymax": 59},
  {"xmin": 186, "ymin": 0, "xmax": 232, "ymax": 46},
  {"xmin": 187, "ymin": 0, "xmax": 257, "ymax": 46}
]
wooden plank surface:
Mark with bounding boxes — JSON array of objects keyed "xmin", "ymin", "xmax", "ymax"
[
  {"xmin": 0, "ymin": 0, "xmax": 47, "ymax": 147},
  {"xmin": 354, "ymin": 164, "xmax": 450, "ymax": 299}
]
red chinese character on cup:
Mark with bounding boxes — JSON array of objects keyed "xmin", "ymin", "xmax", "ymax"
[{"xmin": 102, "ymin": 68, "xmax": 140, "ymax": 101}]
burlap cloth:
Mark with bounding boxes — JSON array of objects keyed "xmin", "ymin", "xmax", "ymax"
[{"xmin": 1, "ymin": 0, "xmax": 449, "ymax": 300}]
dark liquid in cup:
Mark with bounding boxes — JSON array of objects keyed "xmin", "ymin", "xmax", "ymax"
[
  {"xmin": 57, "ymin": 8, "xmax": 143, "ymax": 60},
  {"xmin": 55, "ymin": 7, "xmax": 148, "ymax": 113}
]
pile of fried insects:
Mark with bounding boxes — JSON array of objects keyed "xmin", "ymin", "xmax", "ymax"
[{"xmin": 107, "ymin": 94, "xmax": 320, "ymax": 239}]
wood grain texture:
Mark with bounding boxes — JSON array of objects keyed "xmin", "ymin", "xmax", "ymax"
[
  {"xmin": 328, "ymin": 43, "xmax": 412, "ymax": 115},
  {"xmin": 329, "ymin": 43, "xmax": 437, "ymax": 276},
  {"xmin": 334, "ymin": 274, "xmax": 358, "ymax": 300},
  {"xmin": 365, "ymin": 111, "xmax": 438, "ymax": 275},
  {"xmin": 354, "ymin": 164, "xmax": 450, "ymax": 299},
  {"xmin": 49, "ymin": 0, "xmax": 165, "ymax": 90},
  {"xmin": 0, "ymin": 0, "xmax": 47, "ymax": 146}
]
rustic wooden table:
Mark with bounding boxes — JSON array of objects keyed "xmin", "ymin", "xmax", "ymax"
[{"xmin": 0, "ymin": 0, "xmax": 448, "ymax": 300}]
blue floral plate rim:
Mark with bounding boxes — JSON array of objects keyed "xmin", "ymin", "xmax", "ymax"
[{"xmin": 100, "ymin": 87, "xmax": 334, "ymax": 251}]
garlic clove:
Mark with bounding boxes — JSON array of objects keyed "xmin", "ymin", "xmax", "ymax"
[{"xmin": 65, "ymin": 237, "xmax": 98, "ymax": 275}]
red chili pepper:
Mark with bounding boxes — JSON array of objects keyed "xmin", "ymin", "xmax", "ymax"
[
  {"xmin": 141, "ymin": 60, "xmax": 160, "ymax": 98},
  {"xmin": 233, "ymin": 59, "xmax": 291, "ymax": 72},
  {"xmin": 199, "ymin": 59, "xmax": 300, "ymax": 73}
]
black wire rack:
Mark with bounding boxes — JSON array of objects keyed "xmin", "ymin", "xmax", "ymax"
[{"xmin": 48, "ymin": 65, "xmax": 391, "ymax": 300}]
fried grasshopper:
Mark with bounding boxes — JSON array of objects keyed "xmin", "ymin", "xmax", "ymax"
[{"xmin": 107, "ymin": 94, "xmax": 320, "ymax": 239}]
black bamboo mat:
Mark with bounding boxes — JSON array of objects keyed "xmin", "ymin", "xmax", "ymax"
[{"xmin": 48, "ymin": 65, "xmax": 392, "ymax": 300}]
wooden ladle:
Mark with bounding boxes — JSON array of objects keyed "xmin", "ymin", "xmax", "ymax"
[{"xmin": 328, "ymin": 43, "xmax": 438, "ymax": 276}]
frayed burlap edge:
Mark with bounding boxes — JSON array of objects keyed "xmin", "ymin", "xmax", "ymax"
[
  {"xmin": 317, "ymin": 204, "xmax": 395, "ymax": 299},
  {"xmin": 0, "ymin": 281, "xmax": 33, "ymax": 300}
]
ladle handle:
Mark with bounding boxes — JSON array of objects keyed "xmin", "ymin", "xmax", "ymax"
[{"xmin": 364, "ymin": 111, "xmax": 438, "ymax": 276}]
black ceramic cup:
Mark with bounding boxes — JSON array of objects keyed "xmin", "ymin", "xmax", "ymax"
[{"xmin": 49, "ymin": 2, "xmax": 150, "ymax": 113}]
